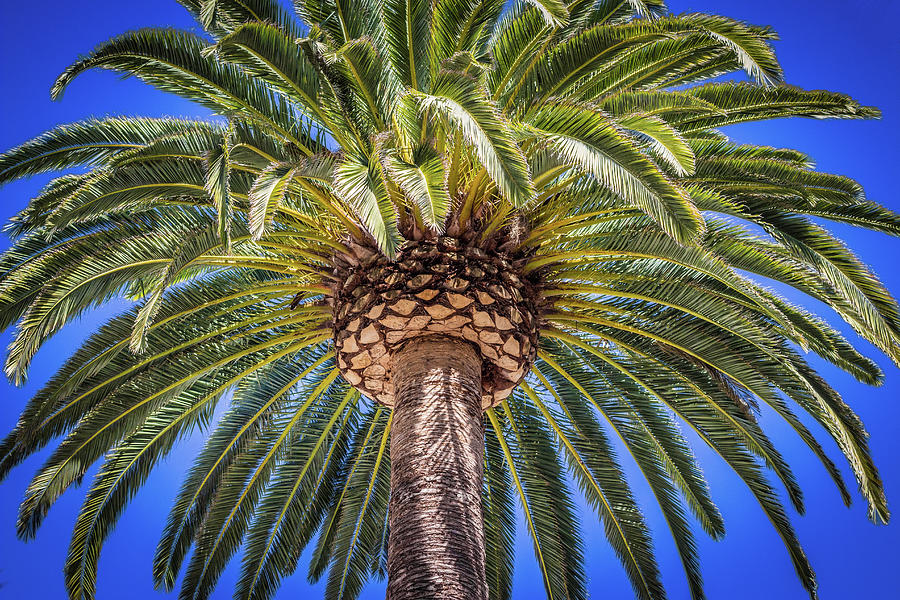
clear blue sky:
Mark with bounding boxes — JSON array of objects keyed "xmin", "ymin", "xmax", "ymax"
[{"xmin": 0, "ymin": 1, "xmax": 898, "ymax": 598}]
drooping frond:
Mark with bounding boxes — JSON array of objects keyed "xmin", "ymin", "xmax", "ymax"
[{"xmin": 0, "ymin": 2, "xmax": 896, "ymax": 600}]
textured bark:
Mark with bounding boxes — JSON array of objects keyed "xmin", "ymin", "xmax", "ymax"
[
  {"xmin": 331, "ymin": 236, "xmax": 541, "ymax": 408},
  {"xmin": 386, "ymin": 336, "xmax": 488, "ymax": 600}
]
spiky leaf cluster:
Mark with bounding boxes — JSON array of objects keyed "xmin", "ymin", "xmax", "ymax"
[{"xmin": 0, "ymin": 1, "xmax": 897, "ymax": 600}]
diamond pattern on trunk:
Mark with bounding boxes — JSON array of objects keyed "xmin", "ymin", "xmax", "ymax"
[{"xmin": 331, "ymin": 237, "xmax": 541, "ymax": 408}]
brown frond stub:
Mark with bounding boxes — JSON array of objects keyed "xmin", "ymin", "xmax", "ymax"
[{"xmin": 332, "ymin": 236, "xmax": 542, "ymax": 408}]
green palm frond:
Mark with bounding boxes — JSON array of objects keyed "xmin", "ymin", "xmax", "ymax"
[
  {"xmin": 482, "ymin": 416, "xmax": 516, "ymax": 600},
  {"xmin": 236, "ymin": 388, "xmax": 359, "ymax": 600},
  {"xmin": 487, "ymin": 403, "xmax": 588, "ymax": 600},
  {"xmin": 0, "ymin": 1, "xmax": 896, "ymax": 600},
  {"xmin": 525, "ymin": 101, "xmax": 703, "ymax": 243},
  {"xmin": 321, "ymin": 407, "xmax": 391, "ymax": 600}
]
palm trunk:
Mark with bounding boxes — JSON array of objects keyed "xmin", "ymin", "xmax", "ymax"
[{"xmin": 386, "ymin": 336, "xmax": 488, "ymax": 600}]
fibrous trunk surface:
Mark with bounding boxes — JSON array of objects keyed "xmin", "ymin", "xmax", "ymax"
[{"xmin": 386, "ymin": 337, "xmax": 488, "ymax": 600}]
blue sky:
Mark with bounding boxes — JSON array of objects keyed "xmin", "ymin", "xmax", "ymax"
[{"xmin": 0, "ymin": 1, "xmax": 898, "ymax": 598}]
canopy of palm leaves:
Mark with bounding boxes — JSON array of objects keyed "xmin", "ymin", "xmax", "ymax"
[{"xmin": 0, "ymin": 1, "xmax": 897, "ymax": 599}]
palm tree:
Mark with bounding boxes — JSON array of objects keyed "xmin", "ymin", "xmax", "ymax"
[{"xmin": 0, "ymin": 0, "xmax": 896, "ymax": 599}]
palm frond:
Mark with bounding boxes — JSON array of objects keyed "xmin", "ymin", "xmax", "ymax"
[{"xmin": 0, "ymin": 2, "xmax": 895, "ymax": 600}]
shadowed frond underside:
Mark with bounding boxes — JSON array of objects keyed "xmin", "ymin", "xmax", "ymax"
[{"xmin": 0, "ymin": 1, "xmax": 897, "ymax": 600}]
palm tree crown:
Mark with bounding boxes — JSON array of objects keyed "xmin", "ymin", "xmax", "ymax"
[{"xmin": 0, "ymin": 1, "xmax": 897, "ymax": 599}]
